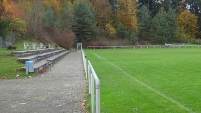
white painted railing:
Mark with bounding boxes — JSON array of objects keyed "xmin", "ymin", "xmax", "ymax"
[
  {"xmin": 82, "ymin": 50, "xmax": 100, "ymax": 113},
  {"xmin": 87, "ymin": 45, "xmax": 201, "ymax": 49},
  {"xmin": 82, "ymin": 50, "xmax": 87, "ymax": 78}
]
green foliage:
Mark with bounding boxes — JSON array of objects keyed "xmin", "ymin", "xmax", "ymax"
[
  {"xmin": 138, "ymin": 0, "xmax": 161, "ymax": 16},
  {"xmin": 177, "ymin": 26, "xmax": 190, "ymax": 42},
  {"xmin": 74, "ymin": 2, "xmax": 98, "ymax": 42},
  {"xmin": 43, "ymin": 7, "xmax": 57, "ymax": 27},
  {"xmin": 105, "ymin": 23, "xmax": 116, "ymax": 37},
  {"xmin": 9, "ymin": 18, "xmax": 27, "ymax": 39},
  {"xmin": 59, "ymin": 2, "xmax": 75, "ymax": 31},
  {"xmin": 2, "ymin": 0, "xmax": 201, "ymax": 44},
  {"xmin": 150, "ymin": 9, "xmax": 169, "ymax": 43},
  {"xmin": 137, "ymin": 5, "xmax": 151, "ymax": 40},
  {"xmin": 116, "ymin": 22, "xmax": 128, "ymax": 39},
  {"xmin": 29, "ymin": 0, "xmax": 44, "ymax": 38},
  {"xmin": 150, "ymin": 8, "xmax": 177, "ymax": 43},
  {"xmin": 128, "ymin": 29, "xmax": 138, "ymax": 44},
  {"xmin": 42, "ymin": 6, "xmax": 58, "ymax": 38},
  {"xmin": 166, "ymin": 8, "xmax": 177, "ymax": 42},
  {"xmin": 162, "ymin": 0, "xmax": 171, "ymax": 12},
  {"xmin": 0, "ymin": 19, "xmax": 10, "ymax": 38}
]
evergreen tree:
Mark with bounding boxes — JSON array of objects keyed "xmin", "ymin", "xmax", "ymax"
[
  {"xmin": 0, "ymin": 20, "xmax": 10, "ymax": 38},
  {"xmin": 162, "ymin": 0, "xmax": 171, "ymax": 12},
  {"xmin": 116, "ymin": 22, "xmax": 128, "ymax": 39},
  {"xmin": 150, "ymin": 8, "xmax": 169, "ymax": 43},
  {"xmin": 137, "ymin": 5, "xmax": 151, "ymax": 40},
  {"xmin": 150, "ymin": 7, "xmax": 177, "ymax": 43},
  {"xmin": 138, "ymin": 0, "xmax": 161, "ymax": 16},
  {"xmin": 59, "ymin": 2, "xmax": 75, "ymax": 31},
  {"xmin": 166, "ymin": 8, "xmax": 177, "ymax": 42},
  {"xmin": 42, "ymin": 6, "xmax": 57, "ymax": 37},
  {"xmin": 43, "ymin": 7, "xmax": 57, "ymax": 27},
  {"xmin": 74, "ymin": 2, "xmax": 98, "ymax": 42},
  {"xmin": 171, "ymin": 0, "xmax": 181, "ymax": 9},
  {"xmin": 129, "ymin": 29, "xmax": 138, "ymax": 44}
]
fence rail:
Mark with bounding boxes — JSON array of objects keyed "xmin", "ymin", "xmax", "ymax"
[
  {"xmin": 82, "ymin": 50, "xmax": 100, "ymax": 113},
  {"xmin": 87, "ymin": 45, "xmax": 201, "ymax": 49}
]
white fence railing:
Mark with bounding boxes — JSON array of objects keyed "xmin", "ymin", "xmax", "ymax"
[
  {"xmin": 87, "ymin": 45, "xmax": 201, "ymax": 49},
  {"xmin": 82, "ymin": 50, "xmax": 100, "ymax": 113},
  {"xmin": 82, "ymin": 50, "xmax": 87, "ymax": 78}
]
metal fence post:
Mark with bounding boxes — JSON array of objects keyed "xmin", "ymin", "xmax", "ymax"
[
  {"xmin": 91, "ymin": 71, "xmax": 94, "ymax": 113},
  {"xmin": 88, "ymin": 60, "xmax": 91, "ymax": 94},
  {"xmin": 95, "ymin": 79, "xmax": 100, "ymax": 113}
]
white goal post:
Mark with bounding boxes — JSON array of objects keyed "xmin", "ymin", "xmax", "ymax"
[{"xmin": 77, "ymin": 43, "xmax": 83, "ymax": 51}]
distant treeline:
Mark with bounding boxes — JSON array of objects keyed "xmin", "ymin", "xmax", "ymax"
[{"xmin": 0, "ymin": 0, "xmax": 201, "ymax": 46}]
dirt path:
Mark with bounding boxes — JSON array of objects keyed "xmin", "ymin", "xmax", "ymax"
[{"xmin": 0, "ymin": 52, "xmax": 86, "ymax": 113}]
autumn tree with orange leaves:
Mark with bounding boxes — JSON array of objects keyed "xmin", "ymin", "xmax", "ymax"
[
  {"xmin": 93, "ymin": 0, "xmax": 112, "ymax": 30},
  {"xmin": 177, "ymin": 10, "xmax": 198, "ymax": 41},
  {"xmin": 116, "ymin": 0, "xmax": 139, "ymax": 31}
]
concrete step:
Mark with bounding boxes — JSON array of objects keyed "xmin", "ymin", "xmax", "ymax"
[
  {"xmin": 17, "ymin": 49, "xmax": 65, "ymax": 63},
  {"xmin": 11, "ymin": 48, "xmax": 56, "ymax": 57},
  {"xmin": 47, "ymin": 51, "xmax": 70, "ymax": 65},
  {"xmin": 22, "ymin": 50, "xmax": 70, "ymax": 73}
]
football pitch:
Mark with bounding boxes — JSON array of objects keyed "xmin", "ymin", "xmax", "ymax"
[{"xmin": 85, "ymin": 48, "xmax": 201, "ymax": 113}]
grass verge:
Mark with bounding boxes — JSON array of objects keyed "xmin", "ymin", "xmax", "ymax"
[{"xmin": 0, "ymin": 41, "xmax": 36, "ymax": 79}]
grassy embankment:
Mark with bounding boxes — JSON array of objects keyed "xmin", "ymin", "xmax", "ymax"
[{"xmin": 0, "ymin": 41, "xmax": 37, "ymax": 79}]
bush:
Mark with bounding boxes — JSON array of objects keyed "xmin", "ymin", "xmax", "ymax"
[
  {"xmin": 191, "ymin": 39, "xmax": 201, "ymax": 45},
  {"xmin": 53, "ymin": 31, "xmax": 76, "ymax": 49},
  {"xmin": 106, "ymin": 24, "xmax": 116, "ymax": 37},
  {"xmin": 7, "ymin": 45, "xmax": 16, "ymax": 50}
]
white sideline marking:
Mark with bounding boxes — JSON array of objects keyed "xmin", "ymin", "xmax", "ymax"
[{"xmin": 91, "ymin": 52, "xmax": 194, "ymax": 113}]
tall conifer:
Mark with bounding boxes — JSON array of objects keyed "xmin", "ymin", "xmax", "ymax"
[
  {"xmin": 137, "ymin": 5, "xmax": 151, "ymax": 40},
  {"xmin": 74, "ymin": 1, "xmax": 98, "ymax": 42}
]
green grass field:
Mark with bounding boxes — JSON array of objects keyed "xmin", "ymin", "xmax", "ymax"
[{"xmin": 85, "ymin": 48, "xmax": 201, "ymax": 113}]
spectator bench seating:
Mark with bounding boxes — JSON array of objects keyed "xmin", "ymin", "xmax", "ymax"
[
  {"xmin": 21, "ymin": 50, "xmax": 70, "ymax": 73},
  {"xmin": 11, "ymin": 49, "xmax": 55, "ymax": 57},
  {"xmin": 17, "ymin": 50, "xmax": 65, "ymax": 62}
]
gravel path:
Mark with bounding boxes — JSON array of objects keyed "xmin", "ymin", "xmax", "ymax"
[{"xmin": 0, "ymin": 52, "xmax": 86, "ymax": 113}]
